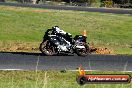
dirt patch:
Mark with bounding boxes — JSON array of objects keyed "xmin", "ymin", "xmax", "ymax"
[
  {"xmin": 90, "ymin": 47, "xmax": 112, "ymax": 54},
  {"xmin": 0, "ymin": 41, "xmax": 40, "ymax": 52},
  {"xmin": 32, "ymin": 10, "xmax": 49, "ymax": 13},
  {"xmin": 0, "ymin": 41, "xmax": 113, "ymax": 54},
  {"xmin": 89, "ymin": 43, "xmax": 113, "ymax": 54}
]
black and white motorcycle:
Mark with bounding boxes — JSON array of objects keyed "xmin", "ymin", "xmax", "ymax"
[{"xmin": 39, "ymin": 26, "xmax": 90, "ymax": 56}]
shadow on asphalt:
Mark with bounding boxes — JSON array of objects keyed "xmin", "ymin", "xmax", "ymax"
[{"xmin": 0, "ymin": 51, "xmax": 74, "ymax": 56}]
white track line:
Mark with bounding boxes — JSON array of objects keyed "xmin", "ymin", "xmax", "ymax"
[
  {"xmin": 121, "ymin": 71, "xmax": 132, "ymax": 72},
  {"xmin": 68, "ymin": 70, "xmax": 132, "ymax": 72},
  {"xmin": 124, "ymin": 61, "xmax": 128, "ymax": 71},
  {"xmin": 0, "ymin": 69, "xmax": 23, "ymax": 71},
  {"xmin": 89, "ymin": 59, "xmax": 92, "ymax": 71},
  {"xmin": 0, "ymin": 69, "xmax": 132, "ymax": 72},
  {"xmin": 68, "ymin": 70, "xmax": 99, "ymax": 72}
]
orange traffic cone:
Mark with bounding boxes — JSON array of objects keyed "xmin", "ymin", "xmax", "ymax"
[
  {"xmin": 82, "ymin": 30, "xmax": 87, "ymax": 36},
  {"xmin": 78, "ymin": 66, "xmax": 86, "ymax": 76}
]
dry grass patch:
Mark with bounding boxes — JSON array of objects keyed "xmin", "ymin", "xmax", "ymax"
[
  {"xmin": 0, "ymin": 41, "xmax": 113, "ymax": 54},
  {"xmin": 0, "ymin": 41, "xmax": 40, "ymax": 52},
  {"xmin": 32, "ymin": 10, "xmax": 50, "ymax": 13}
]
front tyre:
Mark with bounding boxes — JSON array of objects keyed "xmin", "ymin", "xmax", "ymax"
[
  {"xmin": 39, "ymin": 40, "xmax": 56, "ymax": 56},
  {"xmin": 75, "ymin": 44, "xmax": 89, "ymax": 56}
]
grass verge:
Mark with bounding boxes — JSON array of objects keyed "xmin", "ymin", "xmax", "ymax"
[
  {"xmin": 0, "ymin": 70, "xmax": 131, "ymax": 88},
  {"xmin": 0, "ymin": 5, "xmax": 131, "ymax": 54}
]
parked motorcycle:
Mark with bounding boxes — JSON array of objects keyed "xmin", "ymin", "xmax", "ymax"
[{"xmin": 39, "ymin": 27, "xmax": 90, "ymax": 56}]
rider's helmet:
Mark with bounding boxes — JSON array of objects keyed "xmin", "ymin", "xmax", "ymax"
[
  {"xmin": 52, "ymin": 26, "xmax": 67, "ymax": 35},
  {"xmin": 51, "ymin": 26, "xmax": 60, "ymax": 34},
  {"xmin": 52, "ymin": 26, "xmax": 59, "ymax": 30}
]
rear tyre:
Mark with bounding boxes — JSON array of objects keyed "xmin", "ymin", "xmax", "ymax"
[{"xmin": 39, "ymin": 40, "xmax": 56, "ymax": 56}]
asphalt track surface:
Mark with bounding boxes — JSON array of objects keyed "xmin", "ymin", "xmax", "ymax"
[
  {"xmin": 0, "ymin": 2, "xmax": 132, "ymax": 14},
  {"xmin": 0, "ymin": 52, "xmax": 132, "ymax": 71}
]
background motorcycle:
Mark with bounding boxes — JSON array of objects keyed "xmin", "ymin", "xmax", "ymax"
[{"xmin": 39, "ymin": 29, "xmax": 90, "ymax": 56}]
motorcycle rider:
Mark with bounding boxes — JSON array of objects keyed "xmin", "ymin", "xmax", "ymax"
[
  {"xmin": 40, "ymin": 26, "xmax": 89, "ymax": 55},
  {"xmin": 52, "ymin": 26, "xmax": 73, "ymax": 44}
]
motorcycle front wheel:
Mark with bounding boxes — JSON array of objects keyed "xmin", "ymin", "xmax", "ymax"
[
  {"xmin": 75, "ymin": 44, "xmax": 89, "ymax": 56},
  {"xmin": 39, "ymin": 40, "xmax": 57, "ymax": 56}
]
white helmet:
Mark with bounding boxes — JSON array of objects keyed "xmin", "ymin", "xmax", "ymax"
[{"xmin": 52, "ymin": 26, "xmax": 66, "ymax": 34}]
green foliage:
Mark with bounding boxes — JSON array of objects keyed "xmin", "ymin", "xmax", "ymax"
[{"xmin": 101, "ymin": 0, "xmax": 132, "ymax": 4}]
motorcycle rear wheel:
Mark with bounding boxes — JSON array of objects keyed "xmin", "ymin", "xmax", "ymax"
[{"xmin": 39, "ymin": 40, "xmax": 56, "ymax": 56}]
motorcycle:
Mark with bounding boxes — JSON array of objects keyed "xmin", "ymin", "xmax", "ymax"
[{"xmin": 39, "ymin": 28, "xmax": 90, "ymax": 56}]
